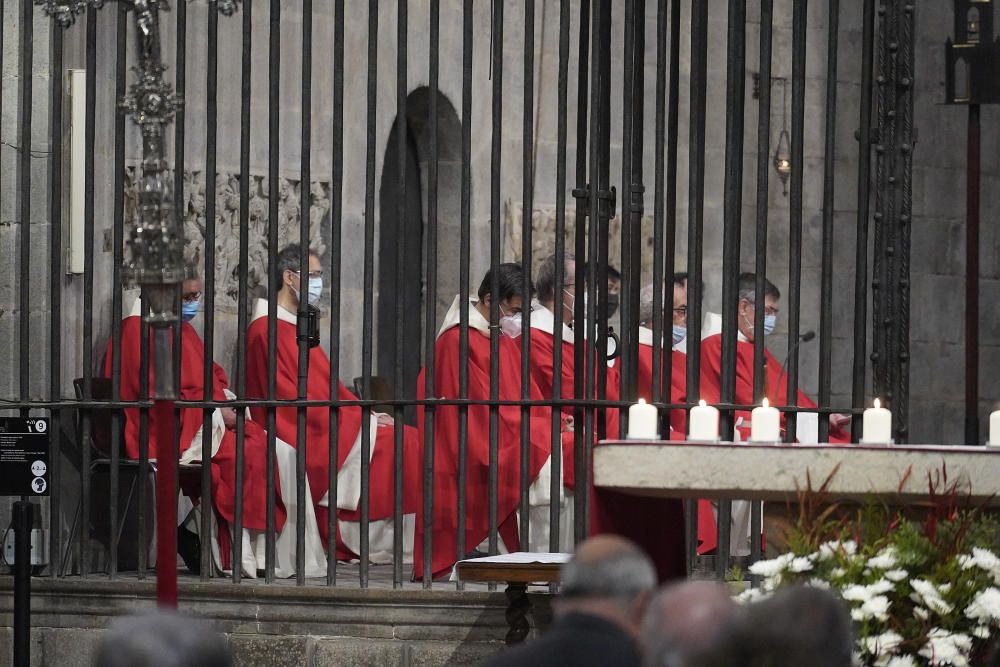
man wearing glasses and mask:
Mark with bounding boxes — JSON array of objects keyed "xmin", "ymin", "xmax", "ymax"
[
  {"xmin": 247, "ymin": 244, "xmax": 422, "ymax": 564},
  {"xmin": 414, "ymin": 263, "xmax": 556, "ymax": 580}
]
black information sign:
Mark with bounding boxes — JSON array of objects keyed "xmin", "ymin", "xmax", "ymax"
[{"xmin": 0, "ymin": 418, "xmax": 50, "ymax": 496}]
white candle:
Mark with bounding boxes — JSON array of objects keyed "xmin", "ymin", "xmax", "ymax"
[
  {"xmin": 689, "ymin": 400, "xmax": 720, "ymax": 441},
  {"xmin": 988, "ymin": 410, "xmax": 1000, "ymax": 447},
  {"xmin": 750, "ymin": 398, "xmax": 781, "ymax": 442},
  {"xmin": 862, "ymin": 398, "xmax": 892, "ymax": 444},
  {"xmin": 627, "ymin": 399, "xmax": 659, "ymax": 440}
]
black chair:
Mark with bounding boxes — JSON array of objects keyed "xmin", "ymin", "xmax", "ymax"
[{"xmin": 63, "ymin": 377, "xmax": 202, "ymax": 575}]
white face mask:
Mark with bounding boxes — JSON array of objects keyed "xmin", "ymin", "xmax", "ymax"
[
  {"xmin": 292, "ymin": 276, "xmax": 323, "ymax": 307},
  {"xmin": 499, "ymin": 306, "xmax": 522, "ymax": 338}
]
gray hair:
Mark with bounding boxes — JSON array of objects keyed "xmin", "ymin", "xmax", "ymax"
[
  {"xmin": 274, "ymin": 243, "xmax": 319, "ymax": 288},
  {"xmin": 93, "ymin": 611, "xmax": 231, "ymax": 667},
  {"xmin": 736, "ymin": 272, "xmax": 780, "ymax": 304},
  {"xmin": 536, "ymin": 252, "xmax": 575, "ymax": 303},
  {"xmin": 561, "ymin": 543, "xmax": 657, "ymax": 601},
  {"xmin": 638, "ymin": 283, "xmax": 657, "ymax": 325}
]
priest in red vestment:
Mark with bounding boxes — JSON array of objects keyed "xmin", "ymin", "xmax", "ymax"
[
  {"xmin": 698, "ymin": 273, "xmax": 851, "ymax": 444},
  {"xmin": 633, "ymin": 273, "xmax": 689, "ymax": 436},
  {"xmin": 246, "ymin": 245, "xmax": 422, "ymax": 564},
  {"xmin": 414, "ymin": 263, "xmax": 555, "ymax": 580},
  {"xmin": 107, "ymin": 277, "xmax": 325, "ymax": 578}
]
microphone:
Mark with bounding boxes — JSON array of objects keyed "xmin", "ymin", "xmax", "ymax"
[{"xmin": 776, "ymin": 330, "xmax": 816, "ymax": 398}]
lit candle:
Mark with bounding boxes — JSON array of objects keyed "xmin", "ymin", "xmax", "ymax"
[
  {"xmin": 627, "ymin": 399, "xmax": 660, "ymax": 440},
  {"xmin": 862, "ymin": 398, "xmax": 892, "ymax": 444},
  {"xmin": 988, "ymin": 410, "xmax": 1000, "ymax": 447},
  {"xmin": 689, "ymin": 400, "xmax": 720, "ymax": 441},
  {"xmin": 750, "ymin": 398, "xmax": 781, "ymax": 442}
]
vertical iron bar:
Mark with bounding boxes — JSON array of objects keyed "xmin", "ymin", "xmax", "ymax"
[
  {"xmin": 488, "ymin": 0, "xmax": 503, "ymax": 557},
  {"xmin": 235, "ymin": 0, "xmax": 253, "ymax": 585},
  {"xmin": 966, "ymin": 105, "xmax": 980, "ymax": 446},
  {"xmin": 360, "ymin": 0, "xmax": 379, "ymax": 585},
  {"xmin": 619, "ymin": 0, "xmax": 636, "ymax": 429},
  {"xmin": 48, "ymin": 21, "xmax": 64, "ymax": 578},
  {"xmin": 393, "ymin": 0, "xmax": 407, "ymax": 586},
  {"xmin": 549, "ymin": 0, "xmax": 570, "ymax": 554},
  {"xmin": 717, "ymin": 0, "xmax": 748, "ymax": 579},
  {"xmin": 571, "ymin": 0, "xmax": 590, "ymax": 545},
  {"xmin": 16, "ymin": 0, "xmax": 32, "ymax": 411},
  {"xmin": 663, "ymin": 0, "xmax": 680, "ymax": 422},
  {"xmin": 752, "ymin": 1, "xmax": 772, "ymax": 403},
  {"xmin": 818, "ymin": 0, "xmax": 839, "ymax": 443},
  {"xmin": 328, "ymin": 0, "xmax": 345, "ymax": 586},
  {"xmin": 651, "ymin": 0, "xmax": 668, "ymax": 414},
  {"xmin": 265, "ymin": 0, "xmax": 281, "ymax": 583},
  {"xmin": 108, "ymin": 2, "xmax": 128, "ymax": 581},
  {"xmin": 851, "ymin": 0, "xmax": 875, "ymax": 442},
  {"xmin": 422, "ymin": 0, "xmax": 440, "ymax": 587},
  {"xmin": 785, "ymin": 0, "xmax": 808, "ymax": 443},
  {"xmin": 296, "ymin": 0, "xmax": 313, "ymax": 588},
  {"xmin": 80, "ymin": 5, "xmax": 98, "ymax": 578},
  {"xmin": 593, "ymin": 0, "xmax": 612, "ymax": 447},
  {"xmin": 204, "ymin": 0, "xmax": 221, "ymax": 583},
  {"xmin": 519, "ymin": 0, "xmax": 535, "ymax": 550},
  {"xmin": 895, "ymin": 0, "xmax": 914, "ymax": 442},
  {"xmin": 456, "ymin": 0, "xmax": 472, "ymax": 585}
]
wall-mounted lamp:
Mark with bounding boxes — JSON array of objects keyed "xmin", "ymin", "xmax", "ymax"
[
  {"xmin": 773, "ymin": 78, "xmax": 792, "ymax": 196},
  {"xmin": 67, "ymin": 68, "xmax": 86, "ymax": 275},
  {"xmin": 751, "ymin": 72, "xmax": 792, "ymax": 196}
]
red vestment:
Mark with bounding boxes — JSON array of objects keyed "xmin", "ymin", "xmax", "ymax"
[
  {"xmin": 698, "ymin": 333, "xmax": 850, "ymax": 443},
  {"xmin": 246, "ymin": 305, "xmax": 421, "ymax": 559},
  {"xmin": 105, "ymin": 316, "xmax": 284, "ymax": 561},
  {"xmin": 413, "ymin": 318, "xmax": 553, "ymax": 581}
]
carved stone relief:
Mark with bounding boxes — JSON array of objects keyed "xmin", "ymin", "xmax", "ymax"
[
  {"xmin": 504, "ymin": 199, "xmax": 660, "ymax": 285},
  {"xmin": 124, "ymin": 168, "xmax": 331, "ymax": 311}
]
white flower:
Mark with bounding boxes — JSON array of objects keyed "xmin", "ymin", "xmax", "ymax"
[
  {"xmin": 748, "ymin": 553, "xmax": 794, "ymax": 578},
  {"xmin": 973, "ymin": 625, "xmax": 991, "ymax": 639},
  {"xmin": 842, "ymin": 584, "xmax": 872, "ymax": 602},
  {"xmin": 918, "ymin": 629, "xmax": 973, "ymax": 666},
  {"xmin": 939, "ymin": 583, "xmax": 953, "ymax": 594},
  {"xmin": 885, "ymin": 569, "xmax": 909, "ymax": 582},
  {"xmin": 736, "ymin": 586, "xmax": 770, "ymax": 604},
  {"xmin": 958, "ymin": 554, "xmax": 976, "ymax": 570},
  {"xmin": 789, "ymin": 556, "xmax": 814, "ymax": 573},
  {"xmin": 867, "ymin": 579, "xmax": 895, "ymax": 595},
  {"xmin": 884, "ymin": 657, "xmax": 917, "ymax": 667},
  {"xmin": 911, "ymin": 579, "xmax": 954, "ymax": 615},
  {"xmin": 964, "ymin": 587, "xmax": 1000, "ymax": 623},
  {"xmin": 867, "ymin": 546, "xmax": 898, "ymax": 570},
  {"xmin": 807, "ymin": 578, "xmax": 831, "ymax": 590},
  {"xmin": 818, "ymin": 539, "xmax": 857, "ymax": 561},
  {"xmin": 863, "ymin": 630, "xmax": 904, "ymax": 657},
  {"xmin": 972, "ymin": 547, "xmax": 1000, "ymax": 571},
  {"xmin": 830, "ymin": 567, "xmax": 847, "ymax": 579},
  {"xmin": 914, "ymin": 606, "xmax": 929, "ymax": 620},
  {"xmin": 851, "ymin": 608, "xmax": 868, "ymax": 622},
  {"xmin": 861, "ymin": 595, "xmax": 892, "ymax": 622}
]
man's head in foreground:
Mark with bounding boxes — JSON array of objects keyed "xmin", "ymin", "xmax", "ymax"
[
  {"xmin": 739, "ymin": 585, "xmax": 853, "ymax": 667},
  {"xmin": 275, "ymin": 243, "xmax": 323, "ymax": 312},
  {"xmin": 93, "ymin": 611, "xmax": 231, "ymax": 667},
  {"xmin": 475, "ymin": 263, "xmax": 533, "ymax": 336},
  {"xmin": 736, "ymin": 272, "xmax": 780, "ymax": 343},
  {"xmin": 536, "ymin": 252, "xmax": 576, "ymax": 324},
  {"xmin": 557, "ymin": 535, "xmax": 657, "ymax": 638},
  {"xmin": 641, "ymin": 581, "xmax": 744, "ymax": 667}
]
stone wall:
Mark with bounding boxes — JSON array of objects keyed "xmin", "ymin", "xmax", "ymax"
[{"xmin": 1, "ymin": 1, "xmax": 996, "ymax": 449}]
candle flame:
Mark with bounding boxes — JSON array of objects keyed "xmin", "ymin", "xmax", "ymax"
[
  {"xmin": 698, "ymin": 399, "xmax": 706, "ymax": 407},
  {"xmin": 638, "ymin": 398, "xmax": 646, "ymax": 405},
  {"xmin": 762, "ymin": 398, "xmax": 769, "ymax": 408},
  {"xmin": 874, "ymin": 398, "xmax": 881, "ymax": 409}
]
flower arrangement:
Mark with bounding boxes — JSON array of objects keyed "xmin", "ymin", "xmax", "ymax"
[{"xmin": 735, "ymin": 465, "xmax": 1000, "ymax": 666}]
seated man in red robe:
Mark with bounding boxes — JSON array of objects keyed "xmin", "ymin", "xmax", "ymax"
[
  {"xmin": 699, "ymin": 273, "xmax": 851, "ymax": 443},
  {"xmin": 107, "ymin": 276, "xmax": 325, "ymax": 578},
  {"xmin": 634, "ymin": 273, "xmax": 689, "ymax": 436},
  {"xmin": 246, "ymin": 244, "xmax": 422, "ymax": 564},
  {"xmin": 414, "ymin": 263, "xmax": 555, "ymax": 580}
]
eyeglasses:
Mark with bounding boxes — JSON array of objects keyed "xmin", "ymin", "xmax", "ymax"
[
  {"xmin": 291, "ymin": 270, "xmax": 324, "ymax": 280},
  {"xmin": 742, "ymin": 299, "xmax": 780, "ymax": 316},
  {"xmin": 672, "ymin": 306, "xmax": 688, "ymax": 316},
  {"xmin": 182, "ymin": 291, "xmax": 202, "ymax": 303}
]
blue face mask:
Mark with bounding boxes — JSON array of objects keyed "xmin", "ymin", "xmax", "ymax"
[
  {"xmin": 181, "ymin": 299, "xmax": 200, "ymax": 322},
  {"xmin": 672, "ymin": 324, "xmax": 687, "ymax": 346},
  {"xmin": 293, "ymin": 277, "xmax": 324, "ymax": 307},
  {"xmin": 763, "ymin": 314, "xmax": 777, "ymax": 336}
]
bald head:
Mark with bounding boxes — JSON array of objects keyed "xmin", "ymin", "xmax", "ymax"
[
  {"xmin": 642, "ymin": 581, "xmax": 744, "ymax": 667},
  {"xmin": 555, "ymin": 536, "xmax": 657, "ymax": 637}
]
